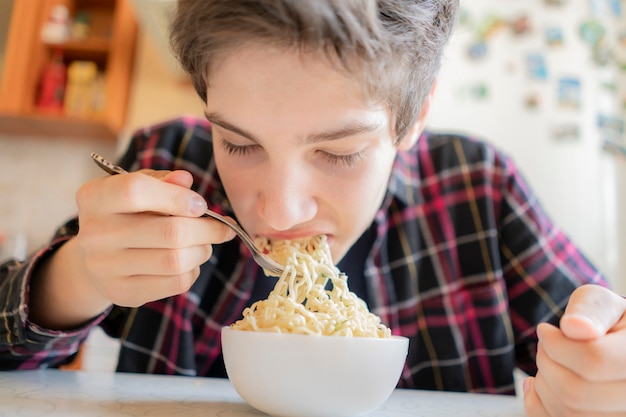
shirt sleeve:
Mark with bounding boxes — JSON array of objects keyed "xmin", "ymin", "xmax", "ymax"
[
  {"xmin": 0, "ymin": 218, "xmax": 109, "ymax": 370},
  {"xmin": 496, "ymin": 151, "xmax": 607, "ymax": 376}
]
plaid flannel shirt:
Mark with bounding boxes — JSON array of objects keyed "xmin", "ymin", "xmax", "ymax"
[{"xmin": 0, "ymin": 116, "xmax": 605, "ymax": 394}]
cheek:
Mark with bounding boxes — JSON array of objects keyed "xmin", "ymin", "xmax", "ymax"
[
  {"xmin": 214, "ymin": 150, "xmax": 256, "ymax": 207},
  {"xmin": 328, "ymin": 159, "xmax": 395, "ymax": 216}
]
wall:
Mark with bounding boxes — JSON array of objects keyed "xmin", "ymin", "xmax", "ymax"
[{"xmin": 123, "ymin": 30, "xmax": 204, "ymax": 145}]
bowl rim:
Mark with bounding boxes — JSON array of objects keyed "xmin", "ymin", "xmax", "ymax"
[{"xmin": 221, "ymin": 325, "xmax": 409, "ymax": 343}]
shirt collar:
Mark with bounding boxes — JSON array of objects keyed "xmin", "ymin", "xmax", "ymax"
[{"xmin": 383, "ymin": 131, "xmax": 427, "ymax": 209}]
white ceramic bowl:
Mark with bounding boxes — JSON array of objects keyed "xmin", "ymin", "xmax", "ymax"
[{"xmin": 221, "ymin": 327, "xmax": 409, "ymax": 417}]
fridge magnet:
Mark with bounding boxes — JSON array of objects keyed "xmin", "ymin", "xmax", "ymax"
[
  {"xmin": 526, "ymin": 53, "xmax": 548, "ymax": 80},
  {"xmin": 579, "ymin": 20, "xmax": 605, "ymax": 46},
  {"xmin": 606, "ymin": 0, "xmax": 622, "ymax": 16},
  {"xmin": 597, "ymin": 114, "xmax": 625, "ymax": 138},
  {"xmin": 467, "ymin": 41, "xmax": 488, "ymax": 60},
  {"xmin": 545, "ymin": 26, "xmax": 564, "ymax": 47},
  {"xmin": 476, "ymin": 14, "xmax": 506, "ymax": 40},
  {"xmin": 456, "ymin": 82, "xmax": 489, "ymax": 101},
  {"xmin": 592, "ymin": 41, "xmax": 613, "ymax": 66},
  {"xmin": 618, "ymin": 29, "xmax": 626, "ymax": 47},
  {"xmin": 602, "ymin": 139, "xmax": 626, "ymax": 159},
  {"xmin": 600, "ymin": 81, "xmax": 618, "ymax": 93},
  {"xmin": 524, "ymin": 93, "xmax": 542, "ymax": 110},
  {"xmin": 458, "ymin": 8, "xmax": 472, "ymax": 28},
  {"xmin": 551, "ymin": 123, "xmax": 580, "ymax": 141},
  {"xmin": 557, "ymin": 77, "xmax": 582, "ymax": 109},
  {"xmin": 589, "ymin": 0, "xmax": 621, "ymax": 16},
  {"xmin": 469, "ymin": 83, "xmax": 489, "ymax": 100},
  {"xmin": 510, "ymin": 15, "xmax": 532, "ymax": 36}
]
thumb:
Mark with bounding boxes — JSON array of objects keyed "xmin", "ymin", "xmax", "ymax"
[{"xmin": 560, "ymin": 284, "xmax": 626, "ymax": 341}]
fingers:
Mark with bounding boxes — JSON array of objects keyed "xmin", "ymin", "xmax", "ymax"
[
  {"xmin": 530, "ymin": 372, "xmax": 626, "ymax": 417},
  {"xmin": 526, "ymin": 308, "xmax": 626, "ymax": 417},
  {"xmin": 100, "ymin": 267, "xmax": 204, "ymax": 308},
  {"xmin": 87, "ymin": 245, "xmax": 214, "ymax": 278},
  {"xmin": 537, "ymin": 320, "xmax": 626, "ymax": 381},
  {"xmin": 78, "ymin": 170, "xmax": 207, "ymax": 218},
  {"xmin": 523, "ymin": 377, "xmax": 550, "ymax": 417},
  {"xmin": 73, "ymin": 168, "xmax": 237, "ymax": 307},
  {"xmin": 526, "ymin": 373, "xmax": 626, "ymax": 417},
  {"xmin": 535, "ymin": 330, "xmax": 626, "ymax": 412},
  {"xmin": 560, "ymin": 284, "xmax": 626, "ymax": 341},
  {"xmin": 79, "ymin": 213, "xmax": 236, "ymax": 250}
]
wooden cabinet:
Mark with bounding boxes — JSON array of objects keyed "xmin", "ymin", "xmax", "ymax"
[{"xmin": 0, "ymin": 0, "xmax": 137, "ymax": 140}]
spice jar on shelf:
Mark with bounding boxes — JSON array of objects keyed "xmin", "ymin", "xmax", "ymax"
[{"xmin": 64, "ymin": 60, "xmax": 98, "ymax": 118}]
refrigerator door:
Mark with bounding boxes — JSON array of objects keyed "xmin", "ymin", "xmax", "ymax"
[{"xmin": 428, "ymin": 0, "xmax": 626, "ymax": 292}]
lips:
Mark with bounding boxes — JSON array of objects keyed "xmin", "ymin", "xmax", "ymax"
[{"xmin": 259, "ymin": 232, "xmax": 330, "ymax": 242}]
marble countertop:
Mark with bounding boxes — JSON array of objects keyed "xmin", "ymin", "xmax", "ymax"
[{"xmin": 0, "ymin": 370, "xmax": 525, "ymax": 416}]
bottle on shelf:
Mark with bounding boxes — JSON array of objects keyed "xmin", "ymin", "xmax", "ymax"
[{"xmin": 35, "ymin": 49, "xmax": 67, "ymax": 115}]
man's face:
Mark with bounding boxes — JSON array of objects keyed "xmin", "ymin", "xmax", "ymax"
[{"xmin": 205, "ymin": 45, "xmax": 402, "ymax": 262}]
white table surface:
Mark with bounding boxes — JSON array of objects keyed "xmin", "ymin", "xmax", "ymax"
[{"xmin": 0, "ymin": 370, "xmax": 526, "ymax": 416}]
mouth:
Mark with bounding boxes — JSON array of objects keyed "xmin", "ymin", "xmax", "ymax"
[{"xmin": 258, "ymin": 232, "xmax": 332, "ymax": 243}]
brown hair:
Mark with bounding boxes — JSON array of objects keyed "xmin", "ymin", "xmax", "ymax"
[{"xmin": 169, "ymin": 0, "xmax": 459, "ymax": 141}]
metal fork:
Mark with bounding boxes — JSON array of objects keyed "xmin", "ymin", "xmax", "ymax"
[{"xmin": 90, "ymin": 152, "xmax": 284, "ymax": 276}]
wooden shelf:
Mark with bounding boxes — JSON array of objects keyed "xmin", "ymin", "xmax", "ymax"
[
  {"xmin": 45, "ymin": 36, "xmax": 112, "ymax": 54},
  {"xmin": 0, "ymin": 0, "xmax": 137, "ymax": 141},
  {"xmin": 0, "ymin": 113, "xmax": 116, "ymax": 140}
]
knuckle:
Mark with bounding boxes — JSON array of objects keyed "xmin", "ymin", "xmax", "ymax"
[
  {"xmin": 163, "ymin": 248, "xmax": 184, "ymax": 272},
  {"xmin": 170, "ymin": 188, "xmax": 190, "ymax": 213},
  {"xmin": 162, "ymin": 219, "xmax": 187, "ymax": 247},
  {"xmin": 118, "ymin": 174, "xmax": 147, "ymax": 209},
  {"xmin": 558, "ymin": 379, "xmax": 587, "ymax": 410},
  {"xmin": 77, "ymin": 220, "xmax": 105, "ymax": 244},
  {"xmin": 170, "ymin": 269, "xmax": 198, "ymax": 294},
  {"xmin": 576, "ymin": 345, "xmax": 607, "ymax": 381},
  {"xmin": 75, "ymin": 183, "xmax": 93, "ymax": 210}
]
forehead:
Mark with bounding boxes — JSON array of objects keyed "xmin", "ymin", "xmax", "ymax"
[
  {"xmin": 204, "ymin": 44, "xmax": 388, "ymax": 126},
  {"xmin": 207, "ymin": 44, "xmax": 363, "ymax": 95}
]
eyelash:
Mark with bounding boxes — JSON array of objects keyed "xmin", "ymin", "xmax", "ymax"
[
  {"xmin": 220, "ymin": 139, "xmax": 364, "ymax": 167},
  {"xmin": 220, "ymin": 140, "xmax": 258, "ymax": 156},
  {"xmin": 320, "ymin": 151, "xmax": 364, "ymax": 167}
]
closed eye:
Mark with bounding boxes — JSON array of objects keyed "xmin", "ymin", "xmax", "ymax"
[
  {"xmin": 220, "ymin": 139, "xmax": 260, "ymax": 156},
  {"xmin": 319, "ymin": 150, "xmax": 365, "ymax": 168}
]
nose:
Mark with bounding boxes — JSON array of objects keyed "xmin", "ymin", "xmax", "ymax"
[{"xmin": 257, "ymin": 162, "xmax": 318, "ymax": 231}]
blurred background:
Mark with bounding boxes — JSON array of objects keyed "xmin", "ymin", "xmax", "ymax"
[
  {"xmin": 0, "ymin": 0, "xmax": 625, "ymax": 371},
  {"xmin": 429, "ymin": 0, "xmax": 626, "ymax": 295}
]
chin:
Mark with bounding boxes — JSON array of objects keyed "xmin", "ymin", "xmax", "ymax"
[{"xmin": 329, "ymin": 241, "xmax": 350, "ymax": 264}]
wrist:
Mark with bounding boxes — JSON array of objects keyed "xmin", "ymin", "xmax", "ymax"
[{"xmin": 28, "ymin": 237, "xmax": 111, "ymax": 330}]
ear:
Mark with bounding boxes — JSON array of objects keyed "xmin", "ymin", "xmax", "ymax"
[{"xmin": 397, "ymin": 80, "xmax": 437, "ymax": 151}]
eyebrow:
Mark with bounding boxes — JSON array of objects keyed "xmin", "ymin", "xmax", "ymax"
[{"xmin": 204, "ymin": 111, "xmax": 383, "ymax": 144}]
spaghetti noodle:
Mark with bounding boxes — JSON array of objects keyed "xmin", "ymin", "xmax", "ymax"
[{"xmin": 230, "ymin": 235, "xmax": 391, "ymax": 338}]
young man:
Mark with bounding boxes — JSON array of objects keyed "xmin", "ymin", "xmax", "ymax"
[{"xmin": 1, "ymin": 1, "xmax": 625, "ymax": 416}]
